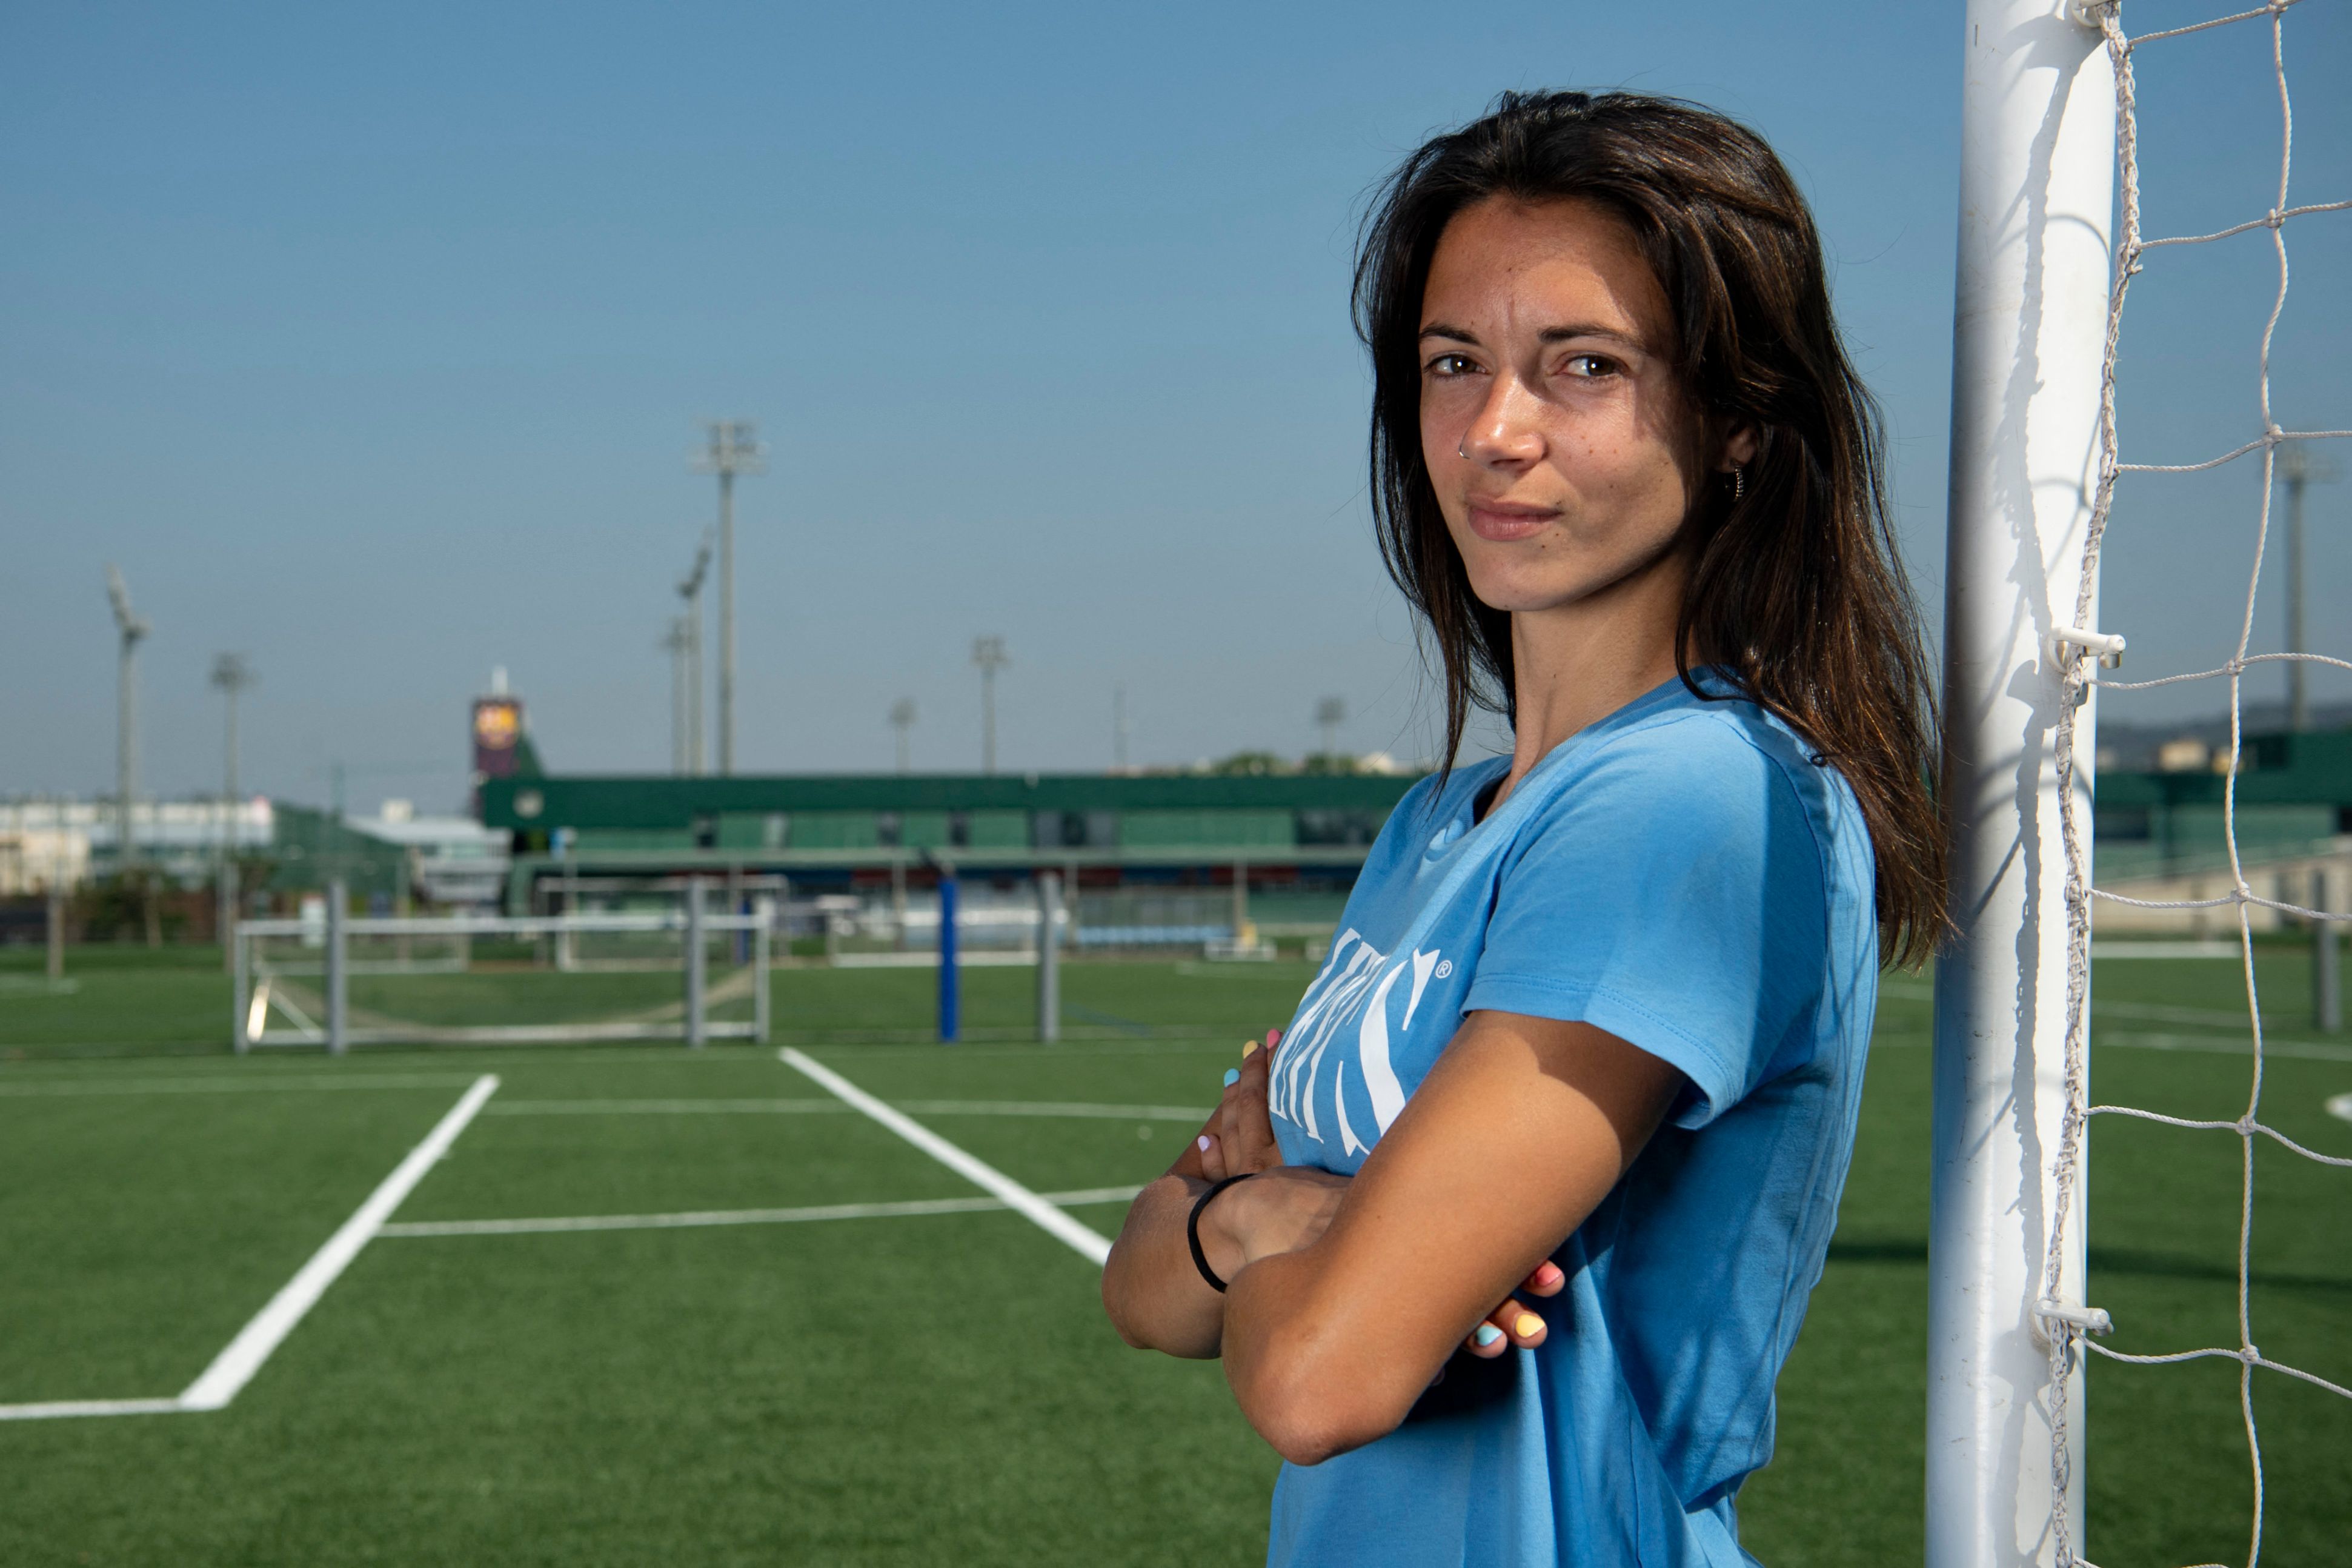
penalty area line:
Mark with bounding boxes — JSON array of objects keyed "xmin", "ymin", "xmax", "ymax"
[
  {"xmin": 178, "ymin": 1074, "xmax": 499, "ymax": 1410},
  {"xmin": 378, "ymin": 1184, "xmax": 1145, "ymax": 1238},
  {"xmin": 0, "ymin": 1074, "xmax": 498, "ymax": 1422},
  {"xmin": 779, "ymin": 1047, "xmax": 1115, "ymax": 1266}
]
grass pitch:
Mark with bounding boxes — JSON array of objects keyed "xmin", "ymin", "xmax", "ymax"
[{"xmin": 0, "ymin": 948, "xmax": 2345, "ymax": 1566}]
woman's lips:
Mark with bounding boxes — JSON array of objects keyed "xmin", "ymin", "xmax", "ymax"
[{"xmin": 1464, "ymin": 502, "xmax": 1559, "ymax": 542}]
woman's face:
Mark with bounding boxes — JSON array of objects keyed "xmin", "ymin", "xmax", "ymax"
[{"xmin": 1418, "ymin": 196, "xmax": 1733, "ymax": 619}]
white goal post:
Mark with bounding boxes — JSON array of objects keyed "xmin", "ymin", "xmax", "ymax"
[
  {"xmin": 232, "ymin": 881, "xmax": 770, "ymax": 1052},
  {"xmin": 1931, "ymin": 3, "xmax": 2116, "ymax": 1566},
  {"xmin": 1933, "ymin": 4, "xmax": 2351, "ymax": 1566}
]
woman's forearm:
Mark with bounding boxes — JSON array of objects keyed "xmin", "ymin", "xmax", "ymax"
[{"xmin": 1100, "ymin": 1173, "xmax": 1229, "ymax": 1358}]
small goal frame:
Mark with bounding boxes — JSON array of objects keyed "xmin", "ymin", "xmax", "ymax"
[{"xmin": 233, "ymin": 883, "xmax": 769, "ymax": 1053}]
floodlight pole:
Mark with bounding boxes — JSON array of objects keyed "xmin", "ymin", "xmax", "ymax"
[
  {"xmin": 662, "ymin": 619, "xmax": 690, "ymax": 774},
  {"xmin": 2279, "ymin": 445, "xmax": 2334, "ymax": 733},
  {"xmin": 694, "ymin": 422, "xmax": 766, "ymax": 777},
  {"xmin": 677, "ymin": 534, "xmax": 712, "ymax": 776},
  {"xmin": 105, "ymin": 567, "xmax": 149, "ymax": 879},
  {"xmin": 1315, "ymin": 696, "xmax": 1346, "ymax": 762},
  {"xmin": 972, "ymin": 636, "xmax": 1009, "ymax": 776},
  {"xmin": 212, "ymin": 654, "xmax": 255, "ymax": 972},
  {"xmin": 890, "ymin": 697, "xmax": 916, "ymax": 775},
  {"xmin": 1929, "ymin": 7, "xmax": 2115, "ymax": 1568}
]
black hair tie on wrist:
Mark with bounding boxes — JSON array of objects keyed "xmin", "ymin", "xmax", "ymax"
[{"xmin": 1187, "ymin": 1174, "xmax": 1256, "ymax": 1294}]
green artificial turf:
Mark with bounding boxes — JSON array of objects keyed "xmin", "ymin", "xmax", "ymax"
[{"xmin": 0, "ymin": 951, "xmax": 2344, "ymax": 1566}]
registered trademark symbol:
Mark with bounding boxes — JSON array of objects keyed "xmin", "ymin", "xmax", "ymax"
[{"xmin": 1433, "ymin": 960, "xmax": 1453, "ymax": 978}]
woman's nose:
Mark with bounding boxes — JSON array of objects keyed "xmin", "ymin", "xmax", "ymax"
[{"xmin": 1460, "ymin": 378, "xmax": 1545, "ymax": 468}]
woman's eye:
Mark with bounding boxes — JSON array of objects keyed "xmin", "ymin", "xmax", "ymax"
[
  {"xmin": 1560, "ymin": 354, "xmax": 1621, "ymax": 379},
  {"xmin": 1424, "ymin": 353, "xmax": 1480, "ymax": 377}
]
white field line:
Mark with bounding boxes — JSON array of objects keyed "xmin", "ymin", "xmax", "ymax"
[
  {"xmin": 1878, "ymin": 977, "xmax": 2334, "ymax": 1035},
  {"xmin": 2093, "ymin": 1032, "xmax": 2352, "ymax": 1065},
  {"xmin": 485, "ymin": 1096, "xmax": 1208, "ymax": 1121},
  {"xmin": 482, "ymin": 1098, "xmax": 852, "ymax": 1115},
  {"xmin": 0, "ymin": 1073, "xmax": 484, "ymax": 1098},
  {"xmin": 176, "ymin": 1075, "xmax": 499, "ymax": 1410},
  {"xmin": 0, "ymin": 1075, "xmax": 499, "ymax": 1423},
  {"xmin": 2085, "ymin": 941, "xmax": 2244, "ymax": 959},
  {"xmin": 900, "ymin": 1098, "xmax": 1205, "ymax": 1122},
  {"xmin": 0, "ymin": 1397, "xmax": 184, "ymax": 1420},
  {"xmin": 378, "ymin": 1184, "xmax": 1145, "ymax": 1238},
  {"xmin": 779, "ymin": 1048, "xmax": 1115, "ymax": 1266}
]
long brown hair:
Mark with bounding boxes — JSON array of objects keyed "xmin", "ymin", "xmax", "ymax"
[{"xmin": 1355, "ymin": 90, "xmax": 1944, "ymax": 965}]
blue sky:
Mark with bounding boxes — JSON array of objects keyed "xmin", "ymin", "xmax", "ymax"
[{"xmin": 2, "ymin": 1, "xmax": 2345, "ymax": 812}]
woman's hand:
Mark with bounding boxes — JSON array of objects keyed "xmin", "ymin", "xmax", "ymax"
[
  {"xmin": 1194, "ymin": 1028, "xmax": 1569, "ymax": 1352},
  {"xmin": 1195, "ymin": 1163, "xmax": 1351, "ymax": 1283},
  {"xmin": 1216, "ymin": 1011, "xmax": 1683, "ymax": 1464},
  {"xmin": 1462, "ymin": 1258, "xmax": 1567, "ymax": 1357},
  {"xmin": 1101, "ymin": 1026, "xmax": 1309, "ymax": 1358},
  {"xmin": 1195, "ymin": 1029, "xmax": 1283, "ymax": 1181}
]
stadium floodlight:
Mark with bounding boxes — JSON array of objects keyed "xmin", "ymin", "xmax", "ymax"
[
  {"xmin": 104, "ymin": 566, "xmax": 150, "ymax": 874},
  {"xmin": 889, "ymin": 697, "xmax": 916, "ymax": 774},
  {"xmin": 211, "ymin": 653, "xmax": 256, "ymax": 972},
  {"xmin": 691, "ymin": 420, "xmax": 767, "ymax": 776},
  {"xmin": 971, "ymin": 636, "xmax": 1009, "ymax": 776},
  {"xmin": 660, "ymin": 619, "xmax": 691, "ymax": 775},
  {"xmin": 1113, "ymin": 682, "xmax": 1131, "ymax": 772},
  {"xmin": 1314, "ymin": 696, "xmax": 1346, "ymax": 760},
  {"xmin": 2277, "ymin": 445, "xmax": 2337, "ymax": 732},
  {"xmin": 676, "ymin": 532, "xmax": 712, "ymax": 777}
]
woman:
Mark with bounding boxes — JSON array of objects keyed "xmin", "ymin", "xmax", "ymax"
[{"xmin": 1100, "ymin": 91, "xmax": 1941, "ymax": 1567}]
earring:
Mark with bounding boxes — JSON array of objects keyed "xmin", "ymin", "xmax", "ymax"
[{"xmin": 1732, "ymin": 466, "xmax": 1746, "ymax": 503}]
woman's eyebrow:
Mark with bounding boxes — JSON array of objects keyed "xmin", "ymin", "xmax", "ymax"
[
  {"xmin": 1417, "ymin": 321, "xmax": 1645, "ymax": 349},
  {"xmin": 1536, "ymin": 323, "xmax": 1643, "ymax": 348}
]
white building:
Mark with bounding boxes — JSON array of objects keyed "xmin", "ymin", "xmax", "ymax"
[
  {"xmin": 0, "ymin": 798, "xmax": 273, "ymax": 894},
  {"xmin": 357, "ymin": 800, "xmax": 510, "ymax": 907}
]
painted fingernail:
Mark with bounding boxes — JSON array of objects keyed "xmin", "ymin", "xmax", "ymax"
[
  {"xmin": 1473, "ymin": 1324, "xmax": 1503, "ymax": 1349},
  {"xmin": 1514, "ymin": 1314, "xmax": 1544, "ymax": 1338},
  {"xmin": 1267, "ymin": 1027, "xmax": 1282, "ymax": 1048},
  {"xmin": 1533, "ymin": 1262, "xmax": 1564, "ymax": 1288},
  {"xmin": 1241, "ymin": 1040, "xmax": 1259, "ymax": 1059},
  {"xmin": 1197, "ymin": 1135, "xmax": 1214, "ymax": 1152},
  {"xmin": 1223, "ymin": 1068, "xmax": 1241, "ymax": 1088}
]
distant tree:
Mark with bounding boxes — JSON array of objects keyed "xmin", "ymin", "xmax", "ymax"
[
  {"xmin": 1206, "ymin": 750, "xmax": 1291, "ymax": 777},
  {"xmin": 1298, "ymin": 752, "xmax": 1364, "ymax": 776}
]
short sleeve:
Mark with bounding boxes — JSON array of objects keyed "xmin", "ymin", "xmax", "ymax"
[{"xmin": 1460, "ymin": 715, "xmax": 1832, "ymax": 1129}]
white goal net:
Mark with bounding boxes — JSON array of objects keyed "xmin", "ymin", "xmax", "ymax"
[
  {"xmin": 233, "ymin": 893, "xmax": 769, "ymax": 1051},
  {"xmin": 1935, "ymin": 4, "xmax": 2348, "ymax": 1567}
]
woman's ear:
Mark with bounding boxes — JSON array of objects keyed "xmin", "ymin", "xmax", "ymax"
[{"xmin": 1719, "ymin": 422, "xmax": 1760, "ymax": 471}]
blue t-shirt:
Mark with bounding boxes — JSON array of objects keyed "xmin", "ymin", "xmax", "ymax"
[{"xmin": 1263, "ymin": 674, "xmax": 1878, "ymax": 1568}]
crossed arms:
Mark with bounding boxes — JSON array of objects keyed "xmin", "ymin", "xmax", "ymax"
[{"xmin": 1099, "ymin": 1009, "xmax": 1682, "ymax": 1466}]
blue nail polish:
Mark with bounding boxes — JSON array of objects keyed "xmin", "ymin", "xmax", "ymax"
[
  {"xmin": 1474, "ymin": 1324, "xmax": 1503, "ymax": 1349},
  {"xmin": 1223, "ymin": 1068, "xmax": 1241, "ymax": 1088}
]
